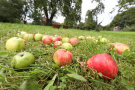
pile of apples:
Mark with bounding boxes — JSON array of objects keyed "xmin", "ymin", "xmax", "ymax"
[{"xmin": 5, "ymin": 31, "xmax": 130, "ymax": 80}]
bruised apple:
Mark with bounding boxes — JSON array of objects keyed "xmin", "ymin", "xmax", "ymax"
[
  {"xmin": 53, "ymin": 49, "xmax": 73, "ymax": 66},
  {"xmin": 110, "ymin": 43, "xmax": 130, "ymax": 54},
  {"xmin": 69, "ymin": 38, "xmax": 79, "ymax": 46},
  {"xmin": 86, "ymin": 53, "xmax": 118, "ymax": 80}
]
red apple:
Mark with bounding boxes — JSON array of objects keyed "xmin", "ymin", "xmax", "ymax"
[
  {"xmin": 69, "ymin": 38, "xmax": 79, "ymax": 46},
  {"xmin": 86, "ymin": 53, "xmax": 118, "ymax": 80},
  {"xmin": 33, "ymin": 33, "xmax": 35, "ymax": 38},
  {"xmin": 53, "ymin": 49, "xmax": 73, "ymax": 66},
  {"xmin": 110, "ymin": 43, "xmax": 130, "ymax": 54},
  {"xmin": 53, "ymin": 41, "xmax": 62, "ymax": 48},
  {"xmin": 43, "ymin": 36, "xmax": 53, "ymax": 45},
  {"xmin": 53, "ymin": 36, "xmax": 62, "ymax": 42}
]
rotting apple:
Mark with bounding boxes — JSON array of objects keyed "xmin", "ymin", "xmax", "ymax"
[
  {"xmin": 53, "ymin": 49, "xmax": 73, "ymax": 66},
  {"xmin": 86, "ymin": 53, "xmax": 118, "ymax": 80},
  {"xmin": 110, "ymin": 43, "xmax": 130, "ymax": 54},
  {"xmin": 6, "ymin": 37, "xmax": 25, "ymax": 51},
  {"xmin": 11, "ymin": 52, "xmax": 35, "ymax": 69}
]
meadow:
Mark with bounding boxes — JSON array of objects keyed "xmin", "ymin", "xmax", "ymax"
[{"xmin": 0, "ymin": 22, "xmax": 135, "ymax": 90}]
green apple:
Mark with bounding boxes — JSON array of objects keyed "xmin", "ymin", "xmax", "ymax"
[
  {"xmin": 11, "ymin": 52, "xmax": 35, "ymax": 69},
  {"xmin": 78, "ymin": 36, "xmax": 85, "ymax": 40},
  {"xmin": 23, "ymin": 34, "xmax": 34, "ymax": 41},
  {"xmin": 34, "ymin": 33, "xmax": 42, "ymax": 41},
  {"xmin": 62, "ymin": 37, "xmax": 69, "ymax": 43},
  {"xmin": 61, "ymin": 43, "xmax": 73, "ymax": 51},
  {"xmin": 17, "ymin": 31, "xmax": 27, "ymax": 38},
  {"xmin": 6, "ymin": 37, "xmax": 25, "ymax": 51}
]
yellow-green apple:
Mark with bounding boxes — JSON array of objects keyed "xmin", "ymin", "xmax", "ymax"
[
  {"xmin": 22, "ymin": 34, "xmax": 34, "ymax": 41},
  {"xmin": 110, "ymin": 43, "xmax": 130, "ymax": 54},
  {"xmin": 43, "ymin": 36, "xmax": 53, "ymax": 45},
  {"xmin": 61, "ymin": 43, "xmax": 73, "ymax": 51},
  {"xmin": 34, "ymin": 33, "xmax": 42, "ymax": 41},
  {"xmin": 53, "ymin": 41, "xmax": 62, "ymax": 48},
  {"xmin": 17, "ymin": 31, "xmax": 27, "ymax": 37},
  {"xmin": 53, "ymin": 49, "xmax": 73, "ymax": 66},
  {"xmin": 11, "ymin": 52, "xmax": 35, "ymax": 69},
  {"xmin": 6, "ymin": 37, "xmax": 25, "ymax": 51},
  {"xmin": 52, "ymin": 36, "xmax": 62, "ymax": 42},
  {"xmin": 62, "ymin": 37, "xmax": 70, "ymax": 43},
  {"xmin": 78, "ymin": 36, "xmax": 85, "ymax": 40},
  {"xmin": 86, "ymin": 53, "xmax": 118, "ymax": 80},
  {"xmin": 69, "ymin": 38, "xmax": 79, "ymax": 46}
]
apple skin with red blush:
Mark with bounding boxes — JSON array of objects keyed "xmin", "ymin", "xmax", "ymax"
[
  {"xmin": 86, "ymin": 53, "xmax": 118, "ymax": 80},
  {"xmin": 53, "ymin": 49, "xmax": 73, "ymax": 66}
]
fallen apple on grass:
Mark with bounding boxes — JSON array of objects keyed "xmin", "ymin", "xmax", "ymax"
[
  {"xmin": 11, "ymin": 52, "xmax": 35, "ymax": 69},
  {"xmin": 53, "ymin": 49, "xmax": 73, "ymax": 66},
  {"xmin": 62, "ymin": 37, "xmax": 70, "ymax": 43},
  {"xmin": 52, "ymin": 36, "xmax": 62, "ymax": 42},
  {"xmin": 43, "ymin": 36, "xmax": 53, "ymax": 45},
  {"xmin": 17, "ymin": 31, "xmax": 27, "ymax": 37},
  {"xmin": 22, "ymin": 34, "xmax": 34, "ymax": 41},
  {"xmin": 34, "ymin": 33, "xmax": 42, "ymax": 41},
  {"xmin": 6, "ymin": 37, "xmax": 25, "ymax": 51},
  {"xmin": 53, "ymin": 41, "xmax": 62, "ymax": 48},
  {"xmin": 69, "ymin": 38, "xmax": 79, "ymax": 46},
  {"xmin": 86, "ymin": 53, "xmax": 118, "ymax": 80},
  {"xmin": 78, "ymin": 36, "xmax": 85, "ymax": 40},
  {"xmin": 61, "ymin": 43, "xmax": 73, "ymax": 51},
  {"xmin": 110, "ymin": 43, "xmax": 130, "ymax": 54}
]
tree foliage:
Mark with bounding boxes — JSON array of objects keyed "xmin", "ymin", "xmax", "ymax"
[
  {"xmin": 110, "ymin": 7, "xmax": 135, "ymax": 28},
  {"xmin": 0, "ymin": 0, "xmax": 25, "ymax": 23}
]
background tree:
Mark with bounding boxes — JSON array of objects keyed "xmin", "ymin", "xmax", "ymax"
[
  {"xmin": 0, "ymin": 0, "xmax": 25, "ymax": 23},
  {"xmin": 110, "ymin": 7, "xmax": 135, "ymax": 28},
  {"xmin": 84, "ymin": 10, "xmax": 96, "ymax": 30}
]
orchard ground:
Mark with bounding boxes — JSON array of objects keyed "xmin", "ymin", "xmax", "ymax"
[{"xmin": 0, "ymin": 22, "xmax": 135, "ymax": 89}]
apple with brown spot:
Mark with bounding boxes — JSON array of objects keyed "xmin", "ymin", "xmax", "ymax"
[
  {"xmin": 53, "ymin": 49, "xmax": 73, "ymax": 66},
  {"xmin": 86, "ymin": 53, "xmax": 118, "ymax": 80}
]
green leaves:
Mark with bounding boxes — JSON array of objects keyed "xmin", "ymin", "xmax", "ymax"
[
  {"xmin": 67, "ymin": 73, "xmax": 87, "ymax": 82},
  {"xmin": 44, "ymin": 74, "xmax": 58, "ymax": 90},
  {"xmin": 20, "ymin": 80, "xmax": 41, "ymax": 90},
  {"xmin": 0, "ymin": 52, "xmax": 8, "ymax": 58}
]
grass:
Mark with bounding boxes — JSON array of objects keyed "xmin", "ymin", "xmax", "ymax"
[{"xmin": 0, "ymin": 22, "xmax": 135, "ymax": 89}]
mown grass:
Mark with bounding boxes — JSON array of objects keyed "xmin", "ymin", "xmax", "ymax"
[{"xmin": 0, "ymin": 22, "xmax": 135, "ymax": 90}]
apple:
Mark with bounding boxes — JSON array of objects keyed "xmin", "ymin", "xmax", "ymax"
[
  {"xmin": 34, "ymin": 33, "xmax": 42, "ymax": 41},
  {"xmin": 53, "ymin": 49, "xmax": 73, "ymax": 66},
  {"xmin": 43, "ymin": 36, "xmax": 53, "ymax": 45},
  {"xmin": 69, "ymin": 38, "xmax": 79, "ymax": 46},
  {"xmin": 61, "ymin": 43, "xmax": 73, "ymax": 51},
  {"xmin": 53, "ymin": 36, "xmax": 62, "ymax": 42},
  {"xmin": 86, "ymin": 36, "xmax": 96, "ymax": 41},
  {"xmin": 6, "ymin": 37, "xmax": 25, "ymax": 51},
  {"xmin": 78, "ymin": 36, "xmax": 85, "ymax": 40},
  {"xmin": 86, "ymin": 53, "xmax": 118, "ymax": 80},
  {"xmin": 33, "ymin": 33, "xmax": 35, "ymax": 38},
  {"xmin": 17, "ymin": 31, "xmax": 27, "ymax": 37},
  {"xmin": 42, "ymin": 35, "xmax": 48, "ymax": 41},
  {"xmin": 53, "ymin": 41, "xmax": 62, "ymax": 48},
  {"xmin": 62, "ymin": 37, "xmax": 70, "ymax": 43},
  {"xmin": 11, "ymin": 52, "xmax": 35, "ymax": 69},
  {"xmin": 110, "ymin": 43, "xmax": 130, "ymax": 54},
  {"xmin": 22, "ymin": 34, "xmax": 34, "ymax": 41}
]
